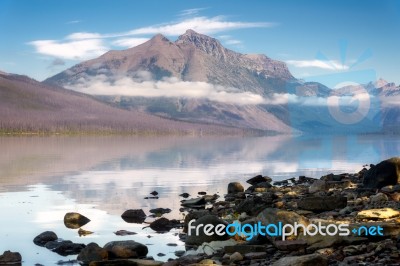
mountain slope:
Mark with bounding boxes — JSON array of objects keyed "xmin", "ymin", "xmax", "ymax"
[
  {"xmin": 0, "ymin": 72, "xmax": 254, "ymax": 135},
  {"xmin": 45, "ymin": 30, "xmax": 294, "ymax": 95}
]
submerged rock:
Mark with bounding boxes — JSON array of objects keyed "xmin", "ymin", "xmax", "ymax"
[
  {"xmin": 121, "ymin": 209, "xmax": 147, "ymax": 224},
  {"xmin": 363, "ymin": 157, "xmax": 400, "ymax": 189},
  {"xmin": 114, "ymin": 230, "xmax": 137, "ymax": 236},
  {"xmin": 149, "ymin": 208, "xmax": 172, "ymax": 215},
  {"xmin": 33, "ymin": 231, "xmax": 58, "ymax": 246},
  {"xmin": 64, "ymin": 212, "xmax": 91, "ymax": 229}
]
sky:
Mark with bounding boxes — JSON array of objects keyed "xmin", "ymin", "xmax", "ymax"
[{"xmin": 0, "ymin": 0, "xmax": 399, "ymax": 85}]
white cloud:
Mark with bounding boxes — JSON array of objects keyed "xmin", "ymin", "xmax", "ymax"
[
  {"xmin": 67, "ymin": 32, "xmax": 102, "ymax": 40},
  {"xmin": 66, "ymin": 20, "xmax": 81, "ymax": 24},
  {"xmin": 179, "ymin": 8, "xmax": 208, "ymax": 17},
  {"xmin": 286, "ymin": 59, "xmax": 349, "ymax": 70},
  {"xmin": 125, "ymin": 16, "xmax": 274, "ymax": 36},
  {"xmin": 112, "ymin": 38, "xmax": 149, "ymax": 48},
  {"xmin": 29, "ymin": 39, "xmax": 108, "ymax": 60},
  {"xmin": 65, "ymin": 73, "xmax": 266, "ymax": 105},
  {"xmin": 30, "ymin": 14, "xmax": 274, "ymax": 61},
  {"xmin": 225, "ymin": 39, "xmax": 242, "ymax": 45}
]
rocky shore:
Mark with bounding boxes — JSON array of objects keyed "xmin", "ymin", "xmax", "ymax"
[{"xmin": 2, "ymin": 157, "xmax": 400, "ymax": 266}]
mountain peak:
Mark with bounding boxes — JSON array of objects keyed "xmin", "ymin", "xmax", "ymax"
[
  {"xmin": 374, "ymin": 78, "xmax": 388, "ymax": 88},
  {"xmin": 150, "ymin": 33, "xmax": 170, "ymax": 43},
  {"xmin": 176, "ymin": 29, "xmax": 225, "ymax": 58}
]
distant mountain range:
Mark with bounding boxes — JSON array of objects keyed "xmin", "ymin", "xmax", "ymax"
[{"xmin": 2, "ymin": 29, "xmax": 399, "ymax": 134}]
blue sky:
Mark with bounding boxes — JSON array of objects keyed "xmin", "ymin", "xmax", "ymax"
[{"xmin": 0, "ymin": 0, "xmax": 399, "ymax": 85}]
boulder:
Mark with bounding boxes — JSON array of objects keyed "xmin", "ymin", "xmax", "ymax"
[
  {"xmin": 0, "ymin": 251, "xmax": 22, "ymax": 263},
  {"xmin": 64, "ymin": 212, "xmax": 91, "ymax": 229},
  {"xmin": 370, "ymin": 192, "xmax": 389, "ymax": 203},
  {"xmin": 363, "ymin": 157, "xmax": 400, "ymax": 189},
  {"xmin": 77, "ymin": 242, "xmax": 108, "ymax": 264},
  {"xmin": 104, "ymin": 240, "xmax": 148, "ymax": 259},
  {"xmin": 297, "ymin": 196, "xmax": 347, "ymax": 212},
  {"xmin": 247, "ymin": 175, "xmax": 272, "ymax": 185},
  {"xmin": 227, "ymin": 182, "xmax": 244, "ymax": 194},
  {"xmin": 185, "ymin": 215, "xmax": 230, "ymax": 246},
  {"xmin": 33, "ymin": 231, "xmax": 58, "ymax": 246},
  {"xmin": 272, "ymin": 253, "xmax": 328, "ymax": 266},
  {"xmin": 121, "ymin": 209, "xmax": 147, "ymax": 224},
  {"xmin": 149, "ymin": 217, "xmax": 176, "ymax": 232}
]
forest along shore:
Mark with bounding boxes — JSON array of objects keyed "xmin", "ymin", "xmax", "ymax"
[{"xmin": 2, "ymin": 157, "xmax": 400, "ymax": 266}]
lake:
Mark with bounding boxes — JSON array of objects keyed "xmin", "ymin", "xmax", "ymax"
[{"xmin": 0, "ymin": 135, "xmax": 399, "ymax": 265}]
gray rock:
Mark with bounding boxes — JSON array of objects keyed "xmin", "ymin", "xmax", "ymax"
[
  {"xmin": 33, "ymin": 231, "xmax": 58, "ymax": 246},
  {"xmin": 185, "ymin": 215, "xmax": 229, "ymax": 246},
  {"xmin": 77, "ymin": 242, "xmax": 108, "ymax": 264},
  {"xmin": 229, "ymin": 252, "xmax": 243, "ymax": 262},
  {"xmin": 0, "ymin": 251, "xmax": 22, "ymax": 263},
  {"xmin": 297, "ymin": 196, "xmax": 347, "ymax": 212},
  {"xmin": 227, "ymin": 182, "xmax": 244, "ymax": 194},
  {"xmin": 272, "ymin": 253, "xmax": 328, "ymax": 266},
  {"xmin": 64, "ymin": 212, "xmax": 91, "ymax": 229},
  {"xmin": 104, "ymin": 240, "xmax": 148, "ymax": 259},
  {"xmin": 308, "ymin": 180, "xmax": 327, "ymax": 193},
  {"xmin": 121, "ymin": 209, "xmax": 147, "ymax": 224},
  {"xmin": 370, "ymin": 192, "xmax": 388, "ymax": 203},
  {"xmin": 363, "ymin": 157, "xmax": 400, "ymax": 189}
]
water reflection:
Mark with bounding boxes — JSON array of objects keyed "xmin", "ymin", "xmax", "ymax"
[{"xmin": 0, "ymin": 135, "xmax": 399, "ymax": 265}]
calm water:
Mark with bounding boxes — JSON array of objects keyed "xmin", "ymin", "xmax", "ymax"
[{"xmin": 0, "ymin": 135, "xmax": 399, "ymax": 265}]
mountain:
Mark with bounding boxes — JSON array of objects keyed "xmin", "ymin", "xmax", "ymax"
[
  {"xmin": 44, "ymin": 30, "xmax": 398, "ymax": 134},
  {"xmin": 45, "ymin": 30, "xmax": 328, "ymax": 133},
  {"xmin": 46, "ymin": 30, "xmax": 294, "ymax": 95},
  {"xmin": 0, "ymin": 72, "xmax": 254, "ymax": 135}
]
